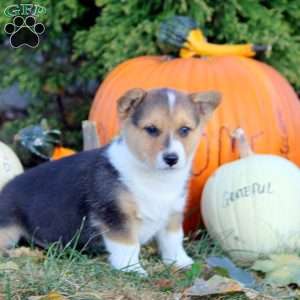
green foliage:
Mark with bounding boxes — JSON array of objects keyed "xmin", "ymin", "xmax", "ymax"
[
  {"xmin": 73, "ymin": 0, "xmax": 213, "ymax": 79},
  {"xmin": 74, "ymin": 0, "xmax": 300, "ymax": 89},
  {"xmin": 0, "ymin": 0, "xmax": 299, "ymax": 148}
]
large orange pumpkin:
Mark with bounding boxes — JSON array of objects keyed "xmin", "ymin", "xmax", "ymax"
[{"xmin": 89, "ymin": 55, "xmax": 300, "ymax": 232}]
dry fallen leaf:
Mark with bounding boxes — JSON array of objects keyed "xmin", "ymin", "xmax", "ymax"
[
  {"xmin": 154, "ymin": 278, "xmax": 174, "ymax": 289},
  {"xmin": 7, "ymin": 246, "xmax": 44, "ymax": 259},
  {"xmin": 184, "ymin": 275, "xmax": 243, "ymax": 297},
  {"xmin": 243, "ymin": 290, "xmax": 277, "ymax": 300},
  {"xmin": 251, "ymin": 254, "xmax": 300, "ymax": 286},
  {"xmin": 206, "ymin": 256, "xmax": 255, "ymax": 287},
  {"xmin": 183, "ymin": 275, "xmax": 279, "ymax": 299},
  {"xmin": 28, "ymin": 292, "xmax": 68, "ymax": 300}
]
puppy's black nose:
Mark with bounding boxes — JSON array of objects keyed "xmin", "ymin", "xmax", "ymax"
[{"xmin": 163, "ymin": 153, "xmax": 178, "ymax": 166}]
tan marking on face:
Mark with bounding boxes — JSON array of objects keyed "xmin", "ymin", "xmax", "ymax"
[
  {"xmin": 97, "ymin": 190, "xmax": 140, "ymax": 245},
  {"xmin": 166, "ymin": 212, "xmax": 183, "ymax": 232},
  {"xmin": 123, "ymin": 91, "xmax": 202, "ymax": 168},
  {"xmin": 171, "ymin": 99, "xmax": 204, "ymax": 158},
  {"xmin": 124, "ymin": 103, "xmax": 172, "ymax": 166},
  {"xmin": 119, "ymin": 88, "xmax": 221, "ymax": 169},
  {"xmin": 0, "ymin": 225, "xmax": 22, "ymax": 250}
]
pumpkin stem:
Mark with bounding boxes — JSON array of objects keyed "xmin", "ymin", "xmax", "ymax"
[
  {"xmin": 231, "ymin": 128, "xmax": 254, "ymax": 158},
  {"xmin": 82, "ymin": 120, "xmax": 101, "ymax": 151},
  {"xmin": 158, "ymin": 16, "xmax": 270, "ymax": 58}
]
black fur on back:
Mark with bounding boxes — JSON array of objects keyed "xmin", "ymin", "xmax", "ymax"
[{"xmin": 0, "ymin": 146, "xmax": 126, "ymax": 252}]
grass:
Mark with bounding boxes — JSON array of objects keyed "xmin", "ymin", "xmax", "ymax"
[{"xmin": 0, "ymin": 231, "xmax": 249, "ymax": 300}]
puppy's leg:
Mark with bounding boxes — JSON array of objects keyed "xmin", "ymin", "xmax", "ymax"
[
  {"xmin": 103, "ymin": 230, "xmax": 145, "ymax": 275},
  {"xmin": 0, "ymin": 225, "xmax": 22, "ymax": 253},
  {"xmin": 156, "ymin": 212, "xmax": 193, "ymax": 269},
  {"xmin": 101, "ymin": 194, "xmax": 145, "ymax": 275}
]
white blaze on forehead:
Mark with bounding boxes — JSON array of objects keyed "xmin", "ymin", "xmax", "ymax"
[{"xmin": 167, "ymin": 91, "xmax": 176, "ymax": 113}]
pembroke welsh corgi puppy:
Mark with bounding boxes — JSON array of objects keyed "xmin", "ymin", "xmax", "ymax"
[{"xmin": 0, "ymin": 88, "xmax": 221, "ymax": 275}]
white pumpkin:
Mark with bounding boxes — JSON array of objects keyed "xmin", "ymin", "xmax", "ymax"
[
  {"xmin": 0, "ymin": 141, "xmax": 23, "ymax": 190},
  {"xmin": 201, "ymin": 128, "xmax": 300, "ymax": 265}
]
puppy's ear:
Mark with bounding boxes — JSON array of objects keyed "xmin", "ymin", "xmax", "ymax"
[
  {"xmin": 190, "ymin": 91, "xmax": 222, "ymax": 121},
  {"xmin": 117, "ymin": 88, "xmax": 147, "ymax": 121}
]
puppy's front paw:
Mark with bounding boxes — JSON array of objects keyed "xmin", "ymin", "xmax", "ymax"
[
  {"xmin": 108, "ymin": 253, "xmax": 147, "ymax": 276},
  {"xmin": 104, "ymin": 239, "xmax": 146, "ymax": 275},
  {"xmin": 122, "ymin": 263, "xmax": 148, "ymax": 276},
  {"xmin": 163, "ymin": 251, "xmax": 194, "ymax": 269},
  {"xmin": 174, "ymin": 252, "xmax": 194, "ymax": 269},
  {"xmin": 109, "ymin": 257, "xmax": 147, "ymax": 275}
]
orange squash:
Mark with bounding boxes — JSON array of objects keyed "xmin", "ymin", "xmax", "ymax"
[
  {"xmin": 51, "ymin": 146, "xmax": 75, "ymax": 160},
  {"xmin": 89, "ymin": 55, "xmax": 300, "ymax": 232}
]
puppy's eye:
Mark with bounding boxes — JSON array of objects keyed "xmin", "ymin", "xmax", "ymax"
[
  {"xmin": 144, "ymin": 125, "xmax": 161, "ymax": 137},
  {"xmin": 178, "ymin": 126, "xmax": 191, "ymax": 137}
]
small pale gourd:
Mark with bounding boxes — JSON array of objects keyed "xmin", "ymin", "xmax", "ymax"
[
  {"xmin": 201, "ymin": 128, "xmax": 300, "ymax": 265},
  {"xmin": 0, "ymin": 141, "xmax": 23, "ymax": 190}
]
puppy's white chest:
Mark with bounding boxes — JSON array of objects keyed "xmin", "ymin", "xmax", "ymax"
[
  {"xmin": 108, "ymin": 140, "xmax": 190, "ymax": 243},
  {"xmin": 135, "ymin": 186, "xmax": 178, "ymax": 243},
  {"xmin": 125, "ymin": 172, "xmax": 187, "ymax": 244}
]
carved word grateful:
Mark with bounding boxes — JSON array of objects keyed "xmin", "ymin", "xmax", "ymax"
[{"xmin": 223, "ymin": 182, "xmax": 272, "ymax": 207}]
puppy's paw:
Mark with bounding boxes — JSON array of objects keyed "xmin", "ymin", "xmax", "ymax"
[
  {"xmin": 109, "ymin": 255, "xmax": 147, "ymax": 276},
  {"xmin": 174, "ymin": 253, "xmax": 194, "ymax": 269},
  {"xmin": 163, "ymin": 251, "xmax": 194, "ymax": 270},
  {"xmin": 122, "ymin": 263, "xmax": 148, "ymax": 276},
  {"xmin": 105, "ymin": 239, "xmax": 146, "ymax": 275},
  {"xmin": 111, "ymin": 260, "xmax": 147, "ymax": 276}
]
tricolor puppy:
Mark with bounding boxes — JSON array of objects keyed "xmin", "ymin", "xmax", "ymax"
[{"xmin": 0, "ymin": 88, "xmax": 221, "ymax": 274}]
